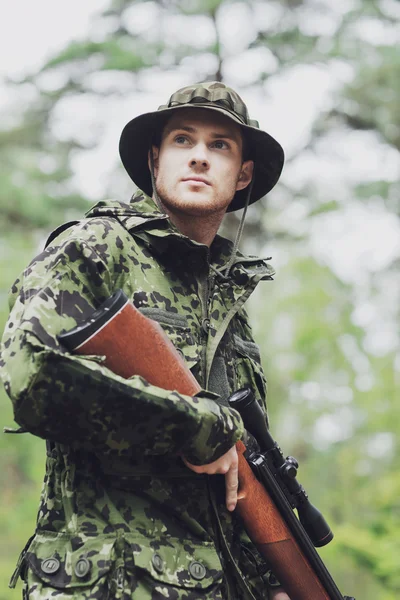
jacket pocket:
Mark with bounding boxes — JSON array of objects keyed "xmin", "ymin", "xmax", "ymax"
[
  {"xmin": 131, "ymin": 534, "xmax": 224, "ymax": 599},
  {"xmin": 239, "ymin": 539, "xmax": 272, "ymax": 598},
  {"xmin": 20, "ymin": 531, "xmax": 114, "ymax": 598},
  {"xmin": 233, "ymin": 335, "xmax": 268, "ymax": 412},
  {"xmin": 140, "ymin": 306, "xmax": 200, "ymax": 369}
]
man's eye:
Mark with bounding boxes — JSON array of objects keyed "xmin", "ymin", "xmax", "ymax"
[
  {"xmin": 213, "ymin": 140, "xmax": 228, "ymax": 149},
  {"xmin": 175, "ymin": 135, "xmax": 189, "ymax": 144}
]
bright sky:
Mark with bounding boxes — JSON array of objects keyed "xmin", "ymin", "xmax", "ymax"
[{"xmin": 0, "ymin": 1, "xmax": 108, "ymax": 78}]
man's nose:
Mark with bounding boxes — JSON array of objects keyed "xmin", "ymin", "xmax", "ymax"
[{"xmin": 189, "ymin": 144, "xmax": 209, "ymax": 169}]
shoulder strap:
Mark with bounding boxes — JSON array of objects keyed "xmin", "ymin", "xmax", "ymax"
[{"xmin": 44, "ymin": 220, "xmax": 80, "ymax": 249}]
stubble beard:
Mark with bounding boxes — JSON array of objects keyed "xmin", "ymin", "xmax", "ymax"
[{"xmin": 155, "ymin": 177, "xmax": 238, "ymax": 218}]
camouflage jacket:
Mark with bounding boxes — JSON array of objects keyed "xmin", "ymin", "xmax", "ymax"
[{"xmin": 1, "ymin": 192, "xmax": 275, "ymax": 599}]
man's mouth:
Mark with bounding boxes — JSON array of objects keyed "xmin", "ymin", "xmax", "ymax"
[{"xmin": 182, "ymin": 177, "xmax": 211, "ymax": 186}]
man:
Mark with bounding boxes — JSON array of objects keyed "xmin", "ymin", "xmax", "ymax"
[{"xmin": 1, "ymin": 82, "xmax": 289, "ymax": 599}]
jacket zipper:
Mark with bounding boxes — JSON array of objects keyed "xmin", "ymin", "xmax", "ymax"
[
  {"xmin": 197, "ymin": 252, "xmax": 212, "ymax": 388},
  {"xmin": 197, "ymin": 273, "xmax": 209, "ymax": 389}
]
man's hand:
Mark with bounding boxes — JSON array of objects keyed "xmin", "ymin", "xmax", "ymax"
[
  {"xmin": 183, "ymin": 449, "xmax": 291, "ymax": 599},
  {"xmin": 182, "ymin": 445, "xmax": 239, "ymax": 511},
  {"xmin": 270, "ymin": 589, "xmax": 291, "ymax": 600}
]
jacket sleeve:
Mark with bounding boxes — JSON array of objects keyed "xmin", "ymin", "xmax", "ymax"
[{"xmin": 0, "ymin": 234, "xmax": 244, "ymax": 465}]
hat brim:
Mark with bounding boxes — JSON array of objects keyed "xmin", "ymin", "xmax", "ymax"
[{"xmin": 119, "ymin": 104, "xmax": 284, "ymax": 212}]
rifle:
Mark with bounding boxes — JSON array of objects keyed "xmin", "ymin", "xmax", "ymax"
[{"xmin": 58, "ymin": 289, "xmax": 355, "ymax": 600}]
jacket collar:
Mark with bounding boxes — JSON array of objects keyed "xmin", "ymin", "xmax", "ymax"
[{"xmin": 86, "ymin": 191, "xmax": 275, "ymax": 283}]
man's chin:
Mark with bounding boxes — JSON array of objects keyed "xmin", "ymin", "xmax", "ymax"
[
  {"xmin": 176, "ymin": 201, "xmax": 221, "ymax": 217},
  {"xmin": 156, "ymin": 184, "xmax": 233, "ymax": 216},
  {"xmin": 162, "ymin": 194, "xmax": 219, "ymax": 215}
]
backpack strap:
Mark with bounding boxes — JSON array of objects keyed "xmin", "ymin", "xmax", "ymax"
[{"xmin": 44, "ymin": 220, "xmax": 80, "ymax": 249}]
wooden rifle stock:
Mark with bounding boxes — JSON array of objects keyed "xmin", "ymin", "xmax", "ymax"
[{"xmin": 58, "ymin": 290, "xmax": 351, "ymax": 600}]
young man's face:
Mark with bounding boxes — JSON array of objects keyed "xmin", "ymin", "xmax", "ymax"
[{"xmin": 152, "ymin": 108, "xmax": 253, "ymax": 219}]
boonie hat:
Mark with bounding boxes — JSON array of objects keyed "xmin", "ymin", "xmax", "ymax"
[{"xmin": 119, "ymin": 81, "xmax": 284, "ymax": 212}]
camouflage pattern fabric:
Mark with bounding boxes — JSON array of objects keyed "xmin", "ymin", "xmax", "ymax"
[{"xmin": 1, "ymin": 192, "xmax": 275, "ymax": 599}]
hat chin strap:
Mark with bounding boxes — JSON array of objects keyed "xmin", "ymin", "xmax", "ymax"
[
  {"xmin": 224, "ymin": 173, "xmax": 255, "ymax": 277},
  {"xmin": 149, "ymin": 150, "xmax": 166, "ymax": 214}
]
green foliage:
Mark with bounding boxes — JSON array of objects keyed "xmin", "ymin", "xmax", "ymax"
[
  {"xmin": 44, "ymin": 39, "xmax": 152, "ymax": 72},
  {"xmin": 0, "ymin": 101, "xmax": 89, "ymax": 231},
  {"xmin": 177, "ymin": 0, "xmax": 224, "ymax": 16},
  {"xmin": 256, "ymin": 29, "xmax": 321, "ymax": 65},
  {"xmin": 308, "ymin": 200, "xmax": 341, "ymax": 216},
  {"xmin": 249, "ymin": 251, "xmax": 399, "ymax": 596},
  {"xmin": 0, "ymin": 233, "xmax": 45, "ymax": 597},
  {"xmin": 345, "ymin": 46, "xmax": 400, "ymax": 150}
]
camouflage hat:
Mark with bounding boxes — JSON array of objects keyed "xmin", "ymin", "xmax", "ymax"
[{"xmin": 119, "ymin": 81, "xmax": 284, "ymax": 212}]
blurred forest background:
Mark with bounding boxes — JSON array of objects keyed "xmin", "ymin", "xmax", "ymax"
[{"xmin": 0, "ymin": 0, "xmax": 399, "ymax": 598}]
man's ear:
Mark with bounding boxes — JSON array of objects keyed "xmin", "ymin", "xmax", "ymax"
[
  {"xmin": 236, "ymin": 160, "xmax": 254, "ymax": 191},
  {"xmin": 148, "ymin": 146, "xmax": 159, "ymax": 176}
]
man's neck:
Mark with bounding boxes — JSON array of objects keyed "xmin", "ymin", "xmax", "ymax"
[{"xmin": 156, "ymin": 201, "xmax": 224, "ymax": 248}]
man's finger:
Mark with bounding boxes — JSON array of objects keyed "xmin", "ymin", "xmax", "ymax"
[
  {"xmin": 225, "ymin": 457, "xmax": 239, "ymax": 511},
  {"xmin": 269, "ymin": 590, "xmax": 291, "ymax": 600}
]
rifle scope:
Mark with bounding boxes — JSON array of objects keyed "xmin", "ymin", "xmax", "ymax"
[{"xmin": 229, "ymin": 388, "xmax": 333, "ymax": 548}]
